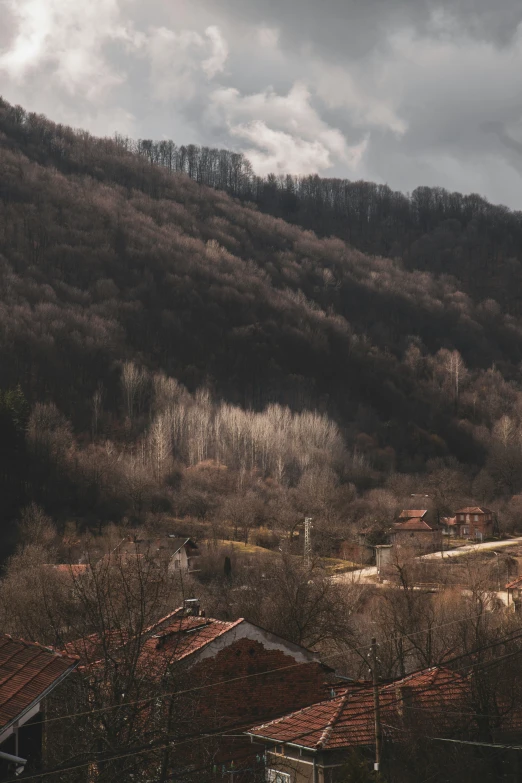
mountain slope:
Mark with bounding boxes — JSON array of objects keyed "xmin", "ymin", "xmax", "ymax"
[
  {"xmin": 1, "ymin": 98, "xmax": 521, "ymax": 483},
  {"xmin": 110, "ymin": 138, "xmax": 522, "ymax": 318}
]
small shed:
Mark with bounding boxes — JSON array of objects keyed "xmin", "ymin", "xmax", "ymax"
[{"xmin": 506, "ymin": 575, "xmax": 522, "ymax": 611}]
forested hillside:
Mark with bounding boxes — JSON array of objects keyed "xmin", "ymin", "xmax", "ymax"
[
  {"xmin": 119, "ymin": 137, "xmax": 522, "ymax": 317},
  {"xmin": 2, "ymin": 97, "xmax": 522, "ymax": 550}
]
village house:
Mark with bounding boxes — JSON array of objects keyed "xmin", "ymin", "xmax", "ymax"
[
  {"xmin": 248, "ymin": 667, "xmax": 469, "ymax": 783},
  {"xmin": 390, "ymin": 518, "xmax": 442, "ymax": 554},
  {"xmin": 506, "ymin": 575, "xmax": 522, "ymax": 611},
  {"xmin": 441, "ymin": 516, "xmax": 457, "ymax": 535},
  {"xmin": 397, "ymin": 509, "xmax": 430, "ymax": 522},
  {"xmin": 167, "ymin": 536, "xmax": 200, "ymax": 573},
  {"xmin": 451, "ymin": 507, "xmax": 496, "ymax": 540},
  {"xmin": 68, "ymin": 600, "xmax": 335, "ymax": 778},
  {"xmin": 390, "ymin": 510, "xmax": 442, "ymax": 554},
  {"xmin": 0, "ymin": 636, "xmax": 78, "ymax": 780},
  {"xmin": 104, "ymin": 534, "xmax": 200, "ymax": 573}
]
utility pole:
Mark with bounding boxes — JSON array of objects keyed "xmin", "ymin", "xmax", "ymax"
[
  {"xmin": 371, "ymin": 638, "xmax": 383, "ymax": 777},
  {"xmin": 304, "ymin": 517, "xmax": 313, "ymax": 569},
  {"xmin": 493, "ymin": 551, "xmax": 501, "ymax": 592}
]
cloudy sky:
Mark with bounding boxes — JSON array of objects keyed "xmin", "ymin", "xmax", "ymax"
[{"xmin": 2, "ymin": 0, "xmax": 522, "ymax": 208}]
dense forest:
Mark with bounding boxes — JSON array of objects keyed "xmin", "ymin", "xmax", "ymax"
[
  {"xmin": 111, "ymin": 135, "xmax": 522, "ymax": 317},
  {"xmin": 2, "ymin": 97, "xmax": 522, "ymax": 552}
]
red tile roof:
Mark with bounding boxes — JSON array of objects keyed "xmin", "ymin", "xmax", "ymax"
[
  {"xmin": 393, "ymin": 518, "xmax": 436, "ymax": 531},
  {"xmin": 65, "ymin": 608, "xmax": 188, "ymax": 664},
  {"xmin": 42, "ymin": 564, "xmax": 91, "ymax": 577},
  {"xmin": 506, "ymin": 576, "xmax": 522, "ymax": 590},
  {"xmin": 0, "ymin": 636, "xmax": 78, "ymax": 732},
  {"xmin": 398, "ymin": 510, "xmax": 428, "ymax": 519},
  {"xmin": 454, "ymin": 507, "xmax": 491, "ymax": 515},
  {"xmin": 442, "ymin": 517, "xmax": 457, "ymax": 526},
  {"xmin": 141, "ymin": 616, "xmax": 245, "ymax": 668},
  {"xmin": 248, "ymin": 667, "xmax": 468, "ymax": 751}
]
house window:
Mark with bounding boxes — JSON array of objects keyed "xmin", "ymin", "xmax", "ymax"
[
  {"xmin": 474, "ymin": 515, "xmax": 479, "ymax": 522},
  {"xmin": 266, "ymin": 771, "xmax": 291, "ymax": 783},
  {"xmin": 462, "ymin": 526, "xmax": 469, "ymax": 536}
]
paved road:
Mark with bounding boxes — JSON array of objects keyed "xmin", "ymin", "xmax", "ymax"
[
  {"xmin": 333, "ymin": 537, "xmax": 522, "ymax": 585},
  {"xmin": 421, "ymin": 537, "xmax": 522, "ymax": 560}
]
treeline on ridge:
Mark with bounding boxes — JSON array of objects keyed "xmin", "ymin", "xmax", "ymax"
[{"xmin": 2, "ymin": 98, "xmax": 522, "ymax": 547}]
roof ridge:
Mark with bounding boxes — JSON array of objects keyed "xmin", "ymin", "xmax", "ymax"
[
  {"xmin": 251, "ymin": 689, "xmax": 350, "ymax": 734},
  {"xmin": 381, "ymin": 665, "xmax": 461, "ymax": 691},
  {"xmin": 176, "ymin": 617, "xmax": 245, "ymax": 661},
  {"xmin": 382, "ymin": 666, "xmax": 436, "ymax": 689},
  {"xmin": 142, "ymin": 607, "xmax": 185, "ymax": 635},
  {"xmin": 316, "ymin": 689, "xmax": 351, "ymax": 749},
  {"xmin": 1, "ymin": 634, "xmax": 78, "ymax": 660},
  {"xmin": 0, "ymin": 652, "xmax": 73, "ymax": 709}
]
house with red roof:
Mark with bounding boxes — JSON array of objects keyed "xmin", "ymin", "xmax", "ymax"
[
  {"xmin": 0, "ymin": 636, "xmax": 78, "ymax": 779},
  {"xmin": 390, "ymin": 510, "xmax": 442, "ymax": 554},
  {"xmin": 247, "ymin": 667, "xmax": 470, "ymax": 782},
  {"xmin": 452, "ymin": 507, "xmax": 495, "ymax": 540},
  {"xmin": 506, "ymin": 575, "xmax": 522, "ymax": 611},
  {"xmin": 67, "ymin": 600, "xmax": 335, "ymax": 777},
  {"xmin": 397, "ymin": 509, "xmax": 429, "ymax": 521},
  {"xmin": 143, "ymin": 603, "xmax": 336, "ymax": 773}
]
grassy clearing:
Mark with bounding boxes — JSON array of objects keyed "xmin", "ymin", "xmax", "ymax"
[
  {"xmin": 204, "ymin": 540, "xmax": 362, "ymax": 574},
  {"xmin": 319, "ymin": 558, "xmax": 363, "ymax": 575},
  {"xmin": 207, "ymin": 539, "xmax": 277, "ymax": 557}
]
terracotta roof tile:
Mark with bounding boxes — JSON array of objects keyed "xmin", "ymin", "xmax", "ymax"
[
  {"xmin": 249, "ymin": 667, "xmax": 468, "ymax": 751},
  {"xmin": 506, "ymin": 576, "xmax": 522, "ymax": 590},
  {"xmin": 65, "ymin": 607, "xmax": 188, "ymax": 664},
  {"xmin": 42, "ymin": 564, "xmax": 91, "ymax": 577},
  {"xmin": 454, "ymin": 507, "xmax": 491, "ymax": 514},
  {"xmin": 398, "ymin": 510, "xmax": 428, "ymax": 519},
  {"xmin": 0, "ymin": 636, "xmax": 78, "ymax": 732},
  {"xmin": 141, "ymin": 617, "xmax": 245, "ymax": 669},
  {"xmin": 67, "ymin": 611, "xmax": 245, "ymax": 672},
  {"xmin": 393, "ymin": 518, "xmax": 436, "ymax": 531}
]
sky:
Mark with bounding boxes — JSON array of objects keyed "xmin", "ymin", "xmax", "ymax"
[{"xmin": 2, "ymin": 0, "xmax": 522, "ymax": 208}]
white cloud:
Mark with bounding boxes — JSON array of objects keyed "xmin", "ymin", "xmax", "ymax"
[
  {"xmin": 231, "ymin": 119, "xmax": 367, "ymax": 175},
  {"xmin": 3, "ymin": 0, "xmax": 522, "ymax": 205},
  {"xmin": 140, "ymin": 24, "xmax": 228, "ymax": 102},
  {"xmin": 202, "ymin": 25, "xmax": 229, "ymax": 78},
  {"xmin": 143, "ymin": 27, "xmax": 205, "ymax": 102},
  {"xmin": 312, "ymin": 61, "xmax": 407, "ymax": 135},
  {"xmin": 231, "ymin": 121, "xmax": 333, "ymax": 175},
  {"xmin": 0, "ymin": 1, "xmax": 228, "ymax": 111},
  {"xmin": 209, "ymin": 81, "xmax": 363, "ymax": 175},
  {"xmin": 0, "ymin": 0, "xmax": 131, "ymax": 98}
]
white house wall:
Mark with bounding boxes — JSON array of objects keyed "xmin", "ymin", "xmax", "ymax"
[{"xmin": 189, "ymin": 622, "xmax": 320, "ymax": 666}]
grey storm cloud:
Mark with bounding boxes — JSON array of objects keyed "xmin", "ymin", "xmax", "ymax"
[
  {"xmin": 2, "ymin": 0, "xmax": 522, "ymax": 207},
  {"xmin": 199, "ymin": 0, "xmax": 522, "ymax": 57}
]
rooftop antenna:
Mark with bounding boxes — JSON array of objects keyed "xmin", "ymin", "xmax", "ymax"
[{"xmin": 304, "ymin": 517, "xmax": 313, "ymax": 569}]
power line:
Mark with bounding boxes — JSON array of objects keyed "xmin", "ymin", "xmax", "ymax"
[
  {"xmin": 5, "ymin": 630, "xmax": 522, "ymax": 783},
  {"xmin": 0, "ymin": 715, "xmax": 271, "ymax": 783},
  {"xmin": 40, "ymin": 605, "xmax": 507, "ymax": 727},
  {"xmin": 427, "ymin": 737, "xmax": 522, "ymax": 751}
]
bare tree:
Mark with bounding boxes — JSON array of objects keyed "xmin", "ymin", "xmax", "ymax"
[{"xmin": 121, "ymin": 362, "xmax": 148, "ymax": 422}]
